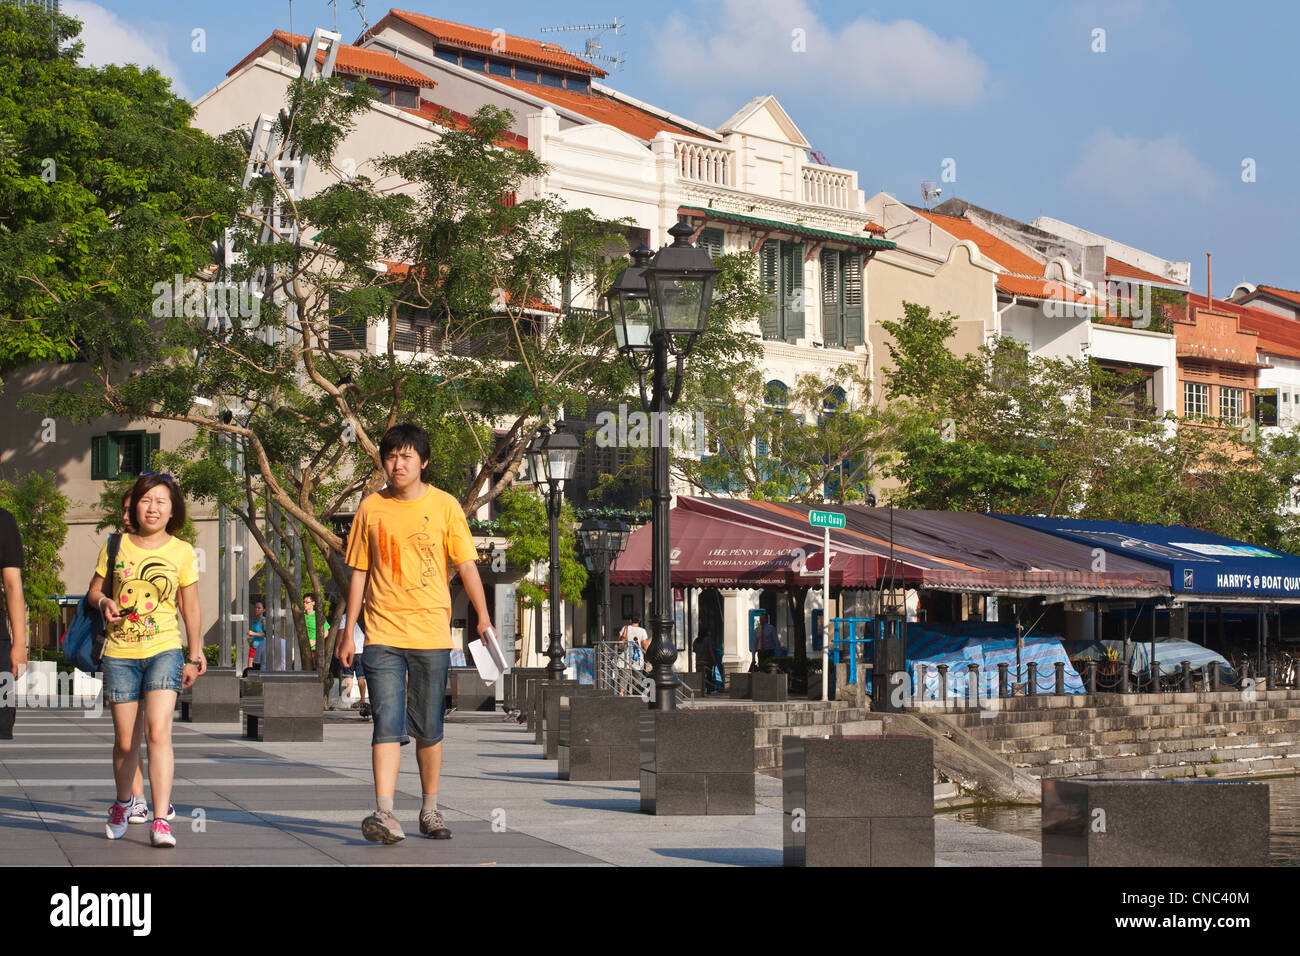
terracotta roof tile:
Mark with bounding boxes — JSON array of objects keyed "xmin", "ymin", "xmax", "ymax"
[
  {"xmin": 228, "ymin": 31, "xmax": 435, "ymax": 87},
  {"xmin": 377, "ymin": 10, "xmax": 606, "ymax": 78},
  {"xmin": 912, "ymin": 209, "xmax": 1045, "ymax": 275},
  {"xmin": 1105, "ymin": 257, "xmax": 1170, "ymax": 284},
  {"xmin": 400, "ymin": 98, "xmax": 529, "ymax": 149},
  {"xmin": 1188, "ymin": 293, "xmax": 1300, "ymax": 359},
  {"xmin": 1253, "ymin": 285, "xmax": 1300, "ymax": 307},
  {"xmin": 485, "ymin": 74, "xmax": 702, "ymax": 141},
  {"xmin": 864, "ymin": 222, "xmax": 888, "ymax": 235},
  {"xmin": 996, "ymin": 275, "xmax": 1096, "ymax": 304}
]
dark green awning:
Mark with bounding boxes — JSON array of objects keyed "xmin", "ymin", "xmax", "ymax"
[{"xmin": 679, "ymin": 206, "xmax": 896, "ymax": 250}]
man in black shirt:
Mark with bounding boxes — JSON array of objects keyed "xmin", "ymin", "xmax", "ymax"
[{"xmin": 0, "ymin": 507, "xmax": 26, "ymax": 739}]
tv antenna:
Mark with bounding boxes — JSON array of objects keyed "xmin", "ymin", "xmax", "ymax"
[
  {"xmin": 352, "ymin": 0, "xmax": 369, "ymax": 33},
  {"xmin": 539, "ymin": 18, "xmax": 627, "ymax": 71},
  {"xmin": 920, "ymin": 181, "xmax": 943, "ymax": 209}
]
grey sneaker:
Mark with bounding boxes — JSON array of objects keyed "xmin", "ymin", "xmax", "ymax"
[
  {"xmin": 361, "ymin": 809, "xmax": 405, "ymax": 844},
  {"xmin": 419, "ymin": 808, "xmax": 452, "ymax": 840}
]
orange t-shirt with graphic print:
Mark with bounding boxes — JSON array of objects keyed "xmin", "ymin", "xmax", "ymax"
[{"xmin": 344, "ymin": 484, "xmax": 477, "ymax": 650}]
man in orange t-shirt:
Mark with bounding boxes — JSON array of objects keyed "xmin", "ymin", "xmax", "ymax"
[{"xmin": 337, "ymin": 423, "xmax": 494, "ymax": 844}]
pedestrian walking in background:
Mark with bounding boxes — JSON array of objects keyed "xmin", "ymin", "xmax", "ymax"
[{"xmin": 86, "ymin": 473, "xmax": 204, "ymax": 848}]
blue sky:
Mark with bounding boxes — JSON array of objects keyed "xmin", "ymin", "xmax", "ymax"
[{"xmin": 71, "ymin": 0, "xmax": 1298, "ymax": 294}]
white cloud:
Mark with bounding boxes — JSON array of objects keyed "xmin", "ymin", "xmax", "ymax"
[
  {"xmin": 63, "ymin": 1, "xmax": 190, "ymax": 98},
  {"xmin": 1066, "ymin": 130, "xmax": 1215, "ymax": 203},
  {"xmin": 653, "ymin": 0, "xmax": 988, "ymax": 106}
]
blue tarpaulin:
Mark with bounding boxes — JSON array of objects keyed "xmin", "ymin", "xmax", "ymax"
[
  {"xmin": 995, "ymin": 515, "xmax": 1300, "ymax": 599},
  {"xmin": 1061, "ymin": 639, "xmax": 1238, "ymax": 684},
  {"xmin": 904, "ymin": 621, "xmax": 1086, "ymax": 698}
]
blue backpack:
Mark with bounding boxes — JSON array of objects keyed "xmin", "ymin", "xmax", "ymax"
[{"xmin": 61, "ymin": 534, "xmax": 121, "ymax": 674}]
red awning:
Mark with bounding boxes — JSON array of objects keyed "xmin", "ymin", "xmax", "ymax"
[
  {"xmin": 610, "ymin": 498, "xmax": 1170, "ymax": 597},
  {"xmin": 608, "ymin": 502, "xmax": 885, "ymax": 589}
]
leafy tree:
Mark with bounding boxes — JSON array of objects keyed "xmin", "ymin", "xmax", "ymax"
[
  {"xmin": 496, "ymin": 485, "xmax": 586, "ymax": 612},
  {"xmin": 0, "ymin": 470, "xmax": 67, "ymax": 640},
  {"xmin": 0, "ymin": 5, "xmax": 241, "ymax": 387}
]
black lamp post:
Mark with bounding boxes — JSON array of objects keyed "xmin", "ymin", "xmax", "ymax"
[
  {"xmin": 528, "ymin": 424, "xmax": 580, "ymax": 680},
  {"xmin": 578, "ymin": 518, "xmax": 631, "ymax": 647},
  {"xmin": 606, "ymin": 221, "xmax": 718, "ymax": 710}
]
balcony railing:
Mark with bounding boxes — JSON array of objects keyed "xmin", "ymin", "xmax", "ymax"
[
  {"xmin": 674, "ymin": 140, "xmax": 735, "ymax": 188},
  {"xmin": 801, "ymin": 165, "xmax": 854, "ymax": 209}
]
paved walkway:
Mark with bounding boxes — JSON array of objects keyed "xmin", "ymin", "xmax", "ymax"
[{"xmin": 0, "ymin": 709, "xmax": 1041, "ymax": 866}]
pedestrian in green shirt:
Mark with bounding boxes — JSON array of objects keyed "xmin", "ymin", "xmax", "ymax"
[{"xmin": 304, "ymin": 594, "xmax": 328, "ymax": 669}]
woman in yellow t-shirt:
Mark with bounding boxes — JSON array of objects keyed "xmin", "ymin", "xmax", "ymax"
[{"xmin": 85, "ymin": 473, "xmax": 205, "ymax": 848}]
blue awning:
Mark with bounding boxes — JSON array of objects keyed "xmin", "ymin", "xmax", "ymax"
[{"xmin": 993, "ymin": 516, "xmax": 1300, "ymax": 601}]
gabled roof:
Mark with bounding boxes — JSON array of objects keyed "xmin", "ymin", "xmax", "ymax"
[
  {"xmin": 1187, "ymin": 293, "xmax": 1300, "ymax": 360},
  {"xmin": 1250, "ymin": 285, "xmax": 1300, "ymax": 307},
  {"xmin": 366, "ymin": 9, "xmax": 606, "ymax": 78},
  {"xmin": 228, "ymin": 30, "xmax": 436, "ymax": 86},
  {"xmin": 912, "ymin": 208, "xmax": 1046, "ymax": 276},
  {"xmin": 717, "ymin": 95, "xmax": 810, "ymax": 148},
  {"xmin": 484, "ymin": 74, "xmax": 703, "ymax": 141}
]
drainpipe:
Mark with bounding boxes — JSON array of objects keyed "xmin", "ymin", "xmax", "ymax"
[{"xmin": 994, "ymin": 293, "xmax": 1018, "ymax": 341}]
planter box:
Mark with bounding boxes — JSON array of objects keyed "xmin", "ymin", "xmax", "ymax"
[
  {"xmin": 783, "ymin": 735, "xmax": 934, "ymax": 867},
  {"xmin": 640, "ymin": 710, "xmax": 755, "ymax": 815},
  {"xmin": 558, "ymin": 694, "xmax": 644, "ymax": 780},
  {"xmin": 1042, "ymin": 778, "xmax": 1270, "ymax": 867}
]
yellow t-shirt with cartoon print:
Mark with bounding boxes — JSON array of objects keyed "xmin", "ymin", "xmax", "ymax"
[{"xmin": 95, "ymin": 535, "xmax": 198, "ymax": 660}]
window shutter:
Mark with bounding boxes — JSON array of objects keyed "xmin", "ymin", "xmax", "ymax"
[
  {"xmin": 842, "ymin": 253, "xmax": 865, "ymax": 347},
  {"xmin": 783, "ymin": 242, "xmax": 805, "ymax": 340},
  {"xmin": 821, "ymin": 250, "xmax": 841, "ymax": 347},
  {"xmin": 91, "ymin": 436, "xmax": 108, "ymax": 480},
  {"xmin": 144, "ymin": 432, "xmax": 161, "ymax": 472},
  {"xmin": 699, "ymin": 228, "xmax": 725, "ymax": 261},
  {"xmin": 91, "ymin": 434, "xmax": 119, "ymax": 480},
  {"xmin": 759, "ymin": 243, "xmax": 780, "ymax": 339}
]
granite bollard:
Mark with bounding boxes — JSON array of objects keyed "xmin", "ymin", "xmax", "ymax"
[
  {"xmin": 448, "ymin": 667, "xmax": 495, "ymax": 712},
  {"xmin": 542, "ymin": 682, "xmax": 600, "ymax": 758},
  {"xmin": 181, "ymin": 666, "xmax": 240, "ymax": 723},
  {"xmin": 751, "ymin": 671, "xmax": 788, "ymax": 702},
  {"xmin": 242, "ymin": 672, "xmax": 323, "ymax": 742},
  {"xmin": 557, "ymin": 694, "xmax": 644, "ymax": 780},
  {"xmin": 533, "ymin": 679, "xmax": 585, "ymax": 744},
  {"xmin": 728, "ymin": 673, "xmax": 752, "ymax": 699},
  {"xmin": 640, "ymin": 710, "xmax": 755, "ymax": 815},
  {"xmin": 783, "ymin": 735, "xmax": 934, "ymax": 867},
  {"xmin": 1042, "ymin": 778, "xmax": 1270, "ymax": 867}
]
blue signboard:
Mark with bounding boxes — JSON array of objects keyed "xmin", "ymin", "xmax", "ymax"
[{"xmin": 993, "ymin": 515, "xmax": 1300, "ymax": 598}]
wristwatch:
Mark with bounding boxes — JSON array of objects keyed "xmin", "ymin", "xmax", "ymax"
[{"xmin": 187, "ymin": 658, "xmax": 204, "ymax": 667}]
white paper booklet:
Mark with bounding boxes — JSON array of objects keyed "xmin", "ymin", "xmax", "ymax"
[{"xmin": 469, "ymin": 627, "xmax": 508, "ymax": 683}]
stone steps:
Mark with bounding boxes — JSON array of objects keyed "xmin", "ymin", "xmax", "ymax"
[
  {"xmin": 1013, "ymin": 739, "xmax": 1300, "ymax": 773},
  {"xmin": 1030, "ymin": 750, "xmax": 1300, "ymax": 781},
  {"xmin": 960, "ymin": 712, "xmax": 1300, "ymax": 739},
  {"xmin": 981, "ymin": 719, "xmax": 1300, "ymax": 750},
  {"xmin": 948, "ymin": 703, "xmax": 1300, "ymax": 729},
  {"xmin": 1001, "ymin": 732, "xmax": 1299, "ymax": 764}
]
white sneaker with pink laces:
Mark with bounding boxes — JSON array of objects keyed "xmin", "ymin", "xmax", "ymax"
[
  {"xmin": 150, "ymin": 819, "xmax": 176, "ymax": 848},
  {"xmin": 105, "ymin": 801, "xmax": 130, "ymax": 840}
]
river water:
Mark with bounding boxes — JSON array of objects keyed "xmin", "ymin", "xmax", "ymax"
[{"xmin": 945, "ymin": 774, "xmax": 1300, "ymax": 865}]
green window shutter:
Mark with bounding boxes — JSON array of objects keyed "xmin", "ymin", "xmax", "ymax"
[
  {"xmin": 821, "ymin": 250, "xmax": 841, "ymax": 347},
  {"xmin": 91, "ymin": 436, "xmax": 108, "ymax": 480},
  {"xmin": 842, "ymin": 253, "xmax": 865, "ymax": 347},
  {"xmin": 699, "ymin": 228, "xmax": 725, "ymax": 260},
  {"xmin": 782, "ymin": 242, "xmax": 805, "ymax": 340},
  {"xmin": 144, "ymin": 432, "xmax": 161, "ymax": 472},
  {"xmin": 91, "ymin": 434, "xmax": 119, "ymax": 480},
  {"xmin": 759, "ymin": 243, "xmax": 781, "ymax": 339}
]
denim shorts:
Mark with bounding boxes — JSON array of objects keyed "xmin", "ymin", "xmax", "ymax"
[
  {"xmin": 343, "ymin": 653, "xmax": 365, "ymax": 680},
  {"xmin": 103, "ymin": 648, "xmax": 185, "ymax": 703},
  {"xmin": 363, "ymin": 644, "xmax": 449, "ymax": 746}
]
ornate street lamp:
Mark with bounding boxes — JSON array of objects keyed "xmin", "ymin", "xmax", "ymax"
[
  {"xmin": 528, "ymin": 423, "xmax": 580, "ymax": 680},
  {"xmin": 605, "ymin": 221, "xmax": 718, "ymax": 710},
  {"xmin": 578, "ymin": 518, "xmax": 631, "ymax": 648}
]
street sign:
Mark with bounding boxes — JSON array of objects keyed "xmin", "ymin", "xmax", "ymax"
[{"xmin": 809, "ymin": 510, "xmax": 846, "ymax": 529}]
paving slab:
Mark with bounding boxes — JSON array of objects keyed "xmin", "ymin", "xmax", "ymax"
[{"xmin": 0, "ymin": 710, "xmax": 1041, "ymax": 866}]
